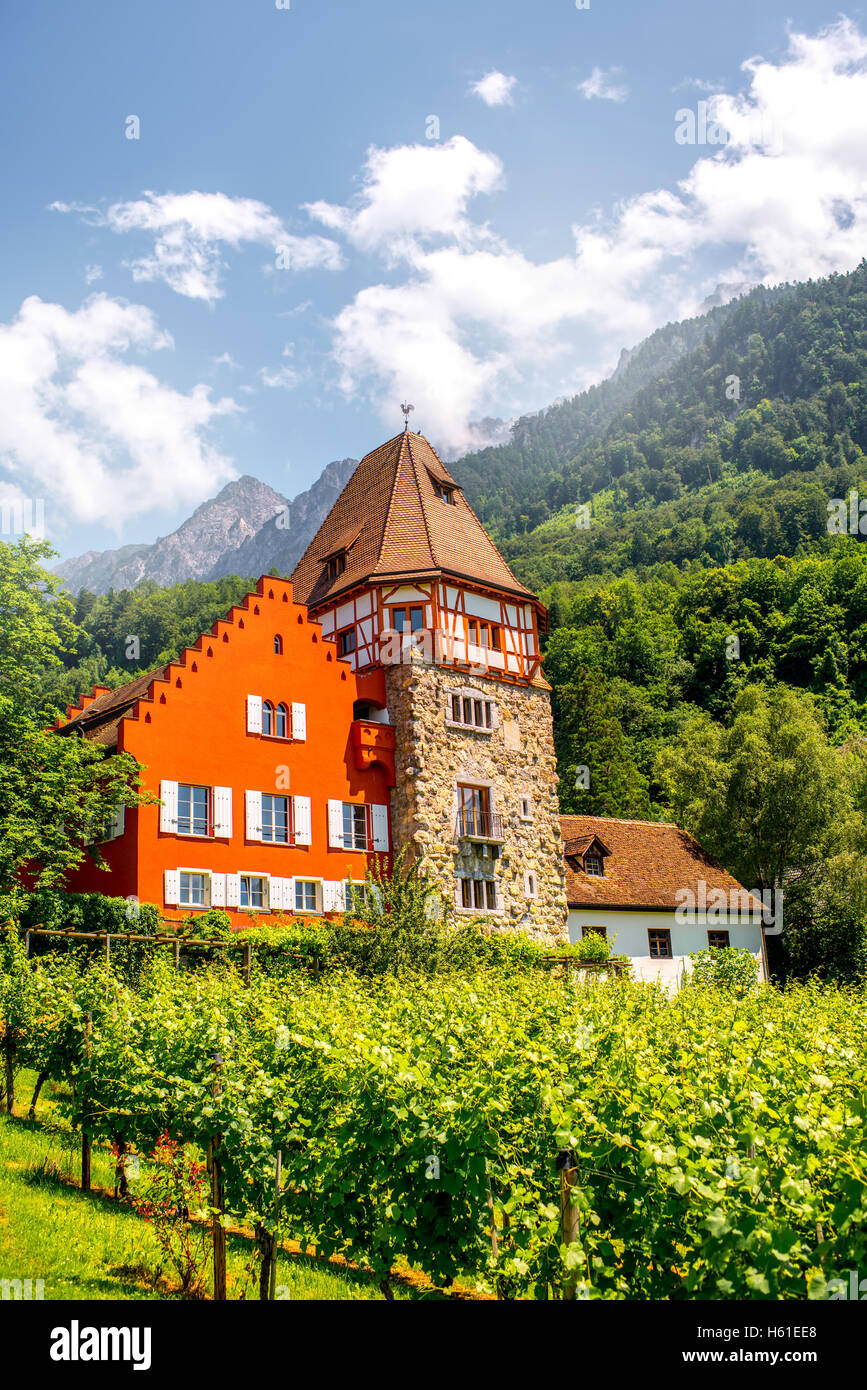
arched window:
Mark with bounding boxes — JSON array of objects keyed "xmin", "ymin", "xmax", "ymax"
[
  {"xmin": 275, "ymin": 702, "xmax": 288, "ymax": 739},
  {"xmin": 262, "ymin": 700, "xmax": 275, "ymax": 736},
  {"xmin": 273, "ymin": 634, "xmax": 283, "ymax": 655}
]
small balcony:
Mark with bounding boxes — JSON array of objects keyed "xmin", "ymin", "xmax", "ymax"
[
  {"xmin": 351, "ymin": 719, "xmax": 396, "ymax": 786},
  {"xmin": 455, "ymin": 809, "xmax": 504, "ymax": 843}
]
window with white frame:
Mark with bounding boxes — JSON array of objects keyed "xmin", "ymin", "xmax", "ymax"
[
  {"xmin": 328, "ymin": 799, "xmax": 389, "ymax": 851},
  {"xmin": 240, "ymin": 875, "xmax": 268, "ymax": 911},
  {"xmin": 344, "ymin": 880, "xmax": 372, "ymax": 911},
  {"xmin": 343, "ymin": 802, "xmax": 369, "ymax": 851},
  {"xmin": 261, "ymin": 794, "xmax": 291, "ymax": 844},
  {"xmin": 295, "ymin": 880, "xmax": 319, "ymax": 913},
  {"xmin": 94, "ymin": 804, "xmax": 125, "ymax": 843},
  {"xmin": 178, "ymin": 785, "xmax": 210, "ymax": 837},
  {"xmin": 179, "ymin": 871, "xmax": 209, "ymax": 908},
  {"xmin": 523, "ymin": 870, "xmax": 538, "ymax": 899},
  {"xmin": 263, "ymin": 700, "xmax": 290, "ymax": 738}
]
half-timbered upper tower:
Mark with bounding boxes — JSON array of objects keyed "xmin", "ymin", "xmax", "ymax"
[{"xmin": 291, "ymin": 427, "xmax": 567, "ymax": 939}]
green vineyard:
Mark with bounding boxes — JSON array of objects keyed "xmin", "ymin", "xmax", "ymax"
[{"xmin": 2, "ymin": 934, "xmax": 865, "ymax": 1301}]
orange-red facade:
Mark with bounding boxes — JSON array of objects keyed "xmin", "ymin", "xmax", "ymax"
[{"xmin": 58, "ymin": 576, "xmax": 394, "ymax": 928}]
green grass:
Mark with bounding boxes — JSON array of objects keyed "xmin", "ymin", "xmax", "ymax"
[{"xmin": 0, "ymin": 1069, "xmax": 424, "ymax": 1300}]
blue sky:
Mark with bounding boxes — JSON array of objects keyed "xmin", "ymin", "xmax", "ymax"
[{"xmin": 1, "ymin": 0, "xmax": 865, "ymax": 562}]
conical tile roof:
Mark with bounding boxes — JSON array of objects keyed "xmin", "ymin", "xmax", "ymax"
[{"xmin": 291, "ymin": 430, "xmax": 534, "ymax": 610}]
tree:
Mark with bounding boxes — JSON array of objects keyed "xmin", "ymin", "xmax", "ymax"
[
  {"xmin": 0, "ymin": 538, "xmax": 78, "ymax": 711},
  {"xmin": 655, "ymin": 684, "xmax": 843, "ymax": 894},
  {"xmin": 0, "ymin": 694, "xmax": 144, "ymax": 919},
  {"xmin": 0, "ymin": 540, "xmax": 145, "ymax": 920},
  {"xmin": 554, "ymin": 666, "xmax": 652, "ymax": 817}
]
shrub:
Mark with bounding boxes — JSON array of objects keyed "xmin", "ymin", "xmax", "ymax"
[
  {"xmin": 688, "ymin": 945, "xmax": 759, "ymax": 995},
  {"xmin": 327, "ymin": 848, "xmax": 453, "ymax": 976},
  {"xmin": 127, "ymin": 1131, "xmax": 211, "ymax": 1298},
  {"xmin": 20, "ymin": 889, "xmax": 160, "ymax": 937},
  {"xmin": 574, "ymin": 931, "xmax": 611, "ymax": 963},
  {"xmin": 176, "ymin": 909, "xmax": 232, "ymax": 942}
]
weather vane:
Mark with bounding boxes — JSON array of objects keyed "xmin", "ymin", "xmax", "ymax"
[{"xmin": 400, "ymin": 401, "xmax": 414, "ymax": 431}]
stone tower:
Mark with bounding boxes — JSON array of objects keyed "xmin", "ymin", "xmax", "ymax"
[{"xmin": 291, "ymin": 427, "xmax": 567, "ymax": 942}]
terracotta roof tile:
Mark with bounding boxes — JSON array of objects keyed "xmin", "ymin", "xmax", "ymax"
[
  {"xmin": 57, "ymin": 667, "xmax": 165, "ymax": 749},
  {"xmin": 291, "ymin": 430, "xmax": 534, "ymax": 609},
  {"xmin": 560, "ymin": 815, "xmax": 761, "ymax": 912}
]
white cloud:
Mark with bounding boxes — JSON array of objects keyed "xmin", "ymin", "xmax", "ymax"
[
  {"xmin": 577, "ymin": 67, "xmax": 629, "ymax": 103},
  {"xmin": 54, "ymin": 191, "xmax": 343, "ymax": 302},
  {"xmin": 212, "ymin": 351, "xmax": 240, "ymax": 369},
  {"xmin": 305, "ymin": 136, "xmax": 504, "ymax": 258},
  {"xmin": 0, "ymin": 294, "xmax": 239, "ymax": 529},
  {"xmin": 470, "ymin": 71, "xmax": 517, "ymax": 106},
  {"xmin": 84, "ymin": 264, "xmax": 103, "ymax": 284},
  {"xmin": 315, "ymin": 19, "xmax": 867, "ymax": 452},
  {"xmin": 259, "ymin": 364, "xmax": 302, "ymax": 390}
]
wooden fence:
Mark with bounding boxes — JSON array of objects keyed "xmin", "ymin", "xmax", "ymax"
[{"xmin": 18, "ymin": 925, "xmax": 626, "ymax": 980}]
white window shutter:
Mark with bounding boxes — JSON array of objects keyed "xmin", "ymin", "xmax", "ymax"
[
  {"xmin": 371, "ymin": 804, "xmax": 390, "ymax": 852},
  {"xmin": 159, "ymin": 780, "xmax": 178, "ymax": 833},
  {"xmin": 328, "ymin": 799, "xmax": 344, "ymax": 848},
  {"xmin": 323, "ymin": 881, "xmax": 344, "ymax": 913},
  {"xmin": 246, "ymin": 694, "xmax": 262, "ymax": 734},
  {"xmin": 213, "ymin": 787, "xmax": 232, "ymax": 838},
  {"xmin": 245, "ymin": 790, "xmax": 262, "ymax": 841},
  {"xmin": 110, "ymin": 804, "xmax": 125, "ymax": 839},
  {"xmin": 292, "ymin": 702, "xmax": 307, "ymax": 741},
  {"xmin": 211, "ymin": 873, "xmax": 227, "ymax": 907},
  {"xmin": 270, "ymin": 876, "xmax": 293, "ymax": 911},
  {"xmin": 164, "ymin": 869, "xmax": 180, "ymax": 905},
  {"xmin": 226, "ymin": 873, "xmax": 240, "ymax": 907},
  {"xmin": 293, "ymin": 795, "xmax": 312, "ymax": 846}
]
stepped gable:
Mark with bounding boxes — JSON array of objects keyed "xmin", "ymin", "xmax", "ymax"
[
  {"xmin": 54, "ymin": 669, "xmax": 167, "ymax": 749},
  {"xmin": 52, "ymin": 575, "xmax": 367, "ymax": 753},
  {"xmin": 291, "ymin": 430, "xmax": 534, "ymax": 611},
  {"xmin": 560, "ymin": 815, "xmax": 763, "ymax": 912}
]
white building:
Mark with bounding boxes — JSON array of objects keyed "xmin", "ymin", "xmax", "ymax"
[{"xmin": 561, "ymin": 816, "xmax": 769, "ymax": 986}]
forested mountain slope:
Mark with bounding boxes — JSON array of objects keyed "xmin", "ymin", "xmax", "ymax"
[{"xmin": 455, "ymin": 261, "xmax": 867, "ymax": 588}]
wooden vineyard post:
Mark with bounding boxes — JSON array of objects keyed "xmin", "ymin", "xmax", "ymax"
[
  {"xmin": 486, "ymin": 1175, "xmax": 499, "ymax": 1260},
  {"xmin": 244, "ymin": 943, "xmax": 252, "ymax": 987},
  {"xmin": 270, "ymin": 1148, "xmax": 282, "ymax": 1300},
  {"xmin": 557, "ymin": 1148, "xmax": 579, "ymax": 1301},
  {"xmin": 208, "ymin": 1052, "xmax": 227, "ymax": 1302},
  {"xmin": 174, "ymin": 939, "xmax": 180, "ymax": 972},
  {"xmin": 81, "ymin": 1012, "xmax": 92, "ymax": 1192}
]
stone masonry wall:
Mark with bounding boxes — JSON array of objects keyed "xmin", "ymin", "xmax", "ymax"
[{"xmin": 384, "ymin": 652, "xmax": 568, "ymax": 944}]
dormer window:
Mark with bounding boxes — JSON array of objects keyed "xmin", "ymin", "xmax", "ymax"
[
  {"xmin": 584, "ymin": 853, "xmax": 604, "ymax": 876},
  {"xmin": 325, "ymin": 551, "xmax": 347, "ymax": 582},
  {"xmin": 426, "ymin": 467, "xmax": 456, "ymax": 504}
]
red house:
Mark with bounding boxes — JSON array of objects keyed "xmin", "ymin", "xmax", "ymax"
[{"xmin": 53, "ymin": 574, "xmax": 396, "ymax": 927}]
